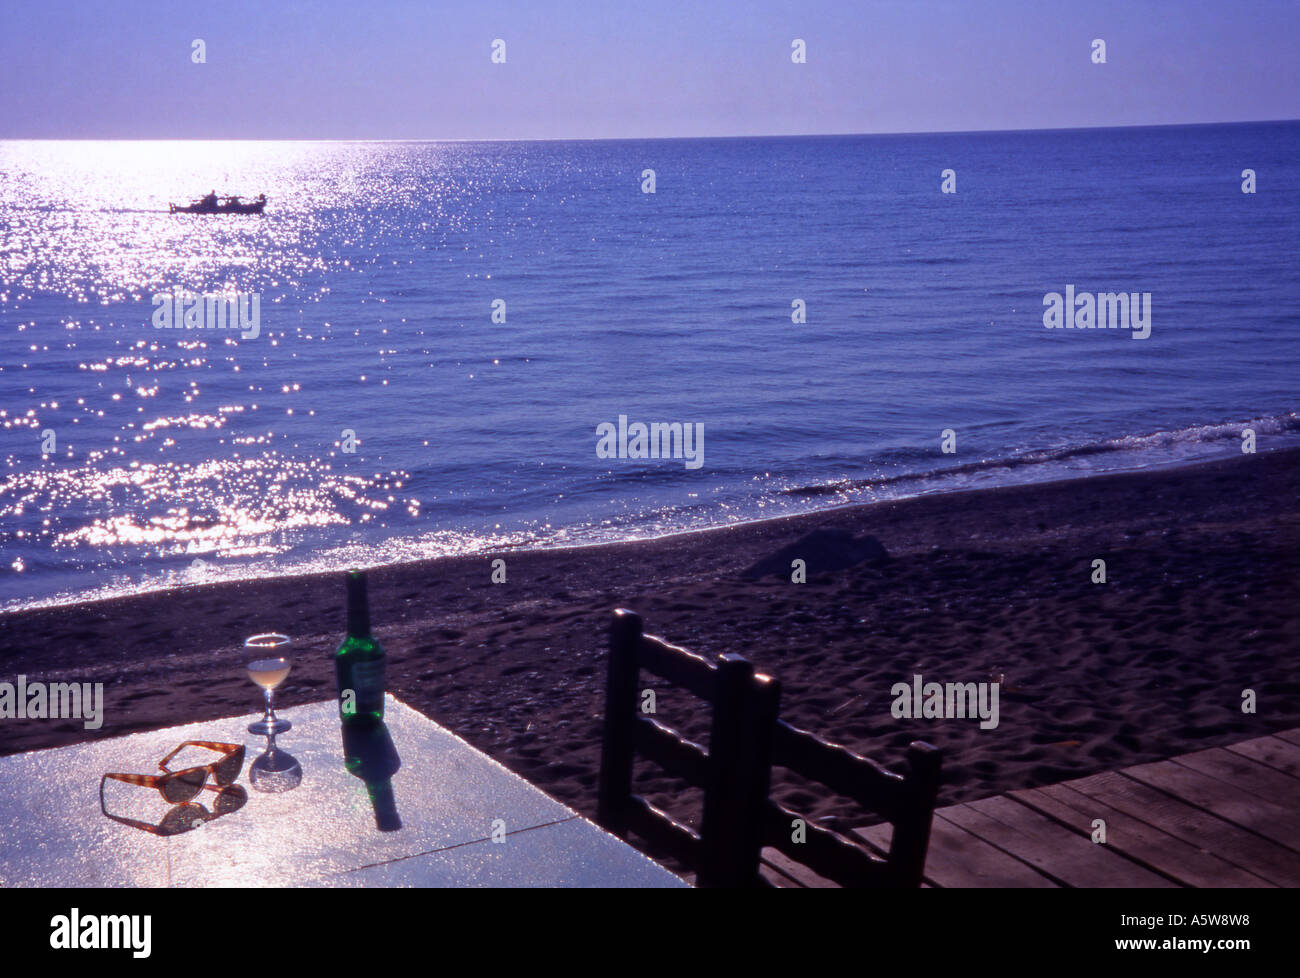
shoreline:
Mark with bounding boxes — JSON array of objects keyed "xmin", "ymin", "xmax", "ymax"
[
  {"xmin": 2, "ymin": 447, "xmax": 1297, "ymax": 854},
  {"xmin": 6, "ymin": 441, "xmax": 1296, "ymax": 616}
]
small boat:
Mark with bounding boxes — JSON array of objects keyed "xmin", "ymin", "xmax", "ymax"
[{"xmin": 170, "ymin": 193, "xmax": 267, "ymax": 215}]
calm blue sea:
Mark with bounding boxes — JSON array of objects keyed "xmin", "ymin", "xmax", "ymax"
[{"xmin": 2, "ymin": 122, "xmax": 1298, "ymax": 609}]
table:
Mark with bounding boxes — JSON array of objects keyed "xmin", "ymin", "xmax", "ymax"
[{"xmin": 0, "ymin": 694, "xmax": 685, "ymax": 887}]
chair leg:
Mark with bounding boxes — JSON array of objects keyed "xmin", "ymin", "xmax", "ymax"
[
  {"xmin": 597, "ymin": 610, "xmax": 643, "ymax": 838},
  {"xmin": 888, "ymin": 741, "xmax": 942, "ymax": 887}
]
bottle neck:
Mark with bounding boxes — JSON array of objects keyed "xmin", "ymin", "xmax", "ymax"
[{"xmin": 346, "ymin": 572, "xmax": 371, "ymax": 637}]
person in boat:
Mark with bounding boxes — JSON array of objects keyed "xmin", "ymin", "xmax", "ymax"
[{"xmin": 199, "ymin": 190, "xmax": 218, "ymax": 210}]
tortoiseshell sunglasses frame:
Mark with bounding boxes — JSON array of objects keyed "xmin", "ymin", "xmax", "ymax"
[
  {"xmin": 158, "ymin": 741, "xmax": 245, "ymax": 785},
  {"xmin": 99, "ymin": 741, "xmax": 245, "ymax": 807}
]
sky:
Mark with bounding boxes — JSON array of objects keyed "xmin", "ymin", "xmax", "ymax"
[{"xmin": 2, "ymin": 0, "xmax": 1297, "ymax": 139}]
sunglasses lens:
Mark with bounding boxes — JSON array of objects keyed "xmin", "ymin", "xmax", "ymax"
[
  {"xmin": 213, "ymin": 784, "xmax": 249, "ymax": 816},
  {"xmin": 160, "ymin": 804, "xmax": 209, "ymax": 835},
  {"xmin": 214, "ymin": 747, "xmax": 244, "ymax": 786},
  {"xmin": 161, "ymin": 768, "xmax": 206, "ymax": 803}
]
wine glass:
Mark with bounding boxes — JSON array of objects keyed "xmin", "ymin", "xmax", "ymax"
[{"xmin": 245, "ymin": 633, "xmax": 292, "ymax": 735}]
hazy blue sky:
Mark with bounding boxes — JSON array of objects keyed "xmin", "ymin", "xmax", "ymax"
[{"xmin": 3, "ymin": 0, "xmax": 1297, "ymax": 139}]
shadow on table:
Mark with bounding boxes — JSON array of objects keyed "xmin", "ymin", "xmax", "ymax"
[
  {"xmin": 342, "ymin": 720, "xmax": 402, "ymax": 832},
  {"xmin": 100, "ymin": 783, "xmax": 248, "ymax": 837}
]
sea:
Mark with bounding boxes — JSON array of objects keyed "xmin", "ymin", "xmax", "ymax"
[{"xmin": 2, "ymin": 121, "xmax": 1298, "ymax": 610}]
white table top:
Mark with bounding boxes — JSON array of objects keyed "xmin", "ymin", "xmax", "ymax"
[{"xmin": 0, "ymin": 694, "xmax": 684, "ymax": 888}]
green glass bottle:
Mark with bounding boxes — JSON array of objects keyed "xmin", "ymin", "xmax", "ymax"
[{"xmin": 335, "ymin": 570, "xmax": 386, "ymax": 724}]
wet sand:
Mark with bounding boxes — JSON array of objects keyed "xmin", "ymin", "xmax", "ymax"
[{"xmin": 2, "ymin": 448, "xmax": 1298, "ymax": 858}]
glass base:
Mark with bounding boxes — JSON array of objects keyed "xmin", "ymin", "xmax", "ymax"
[
  {"xmin": 249, "ymin": 748, "xmax": 302, "ymax": 794},
  {"xmin": 248, "ymin": 717, "xmax": 291, "ymax": 735}
]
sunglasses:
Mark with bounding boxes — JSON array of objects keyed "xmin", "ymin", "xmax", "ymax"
[{"xmin": 100, "ymin": 741, "xmax": 246, "ymax": 805}]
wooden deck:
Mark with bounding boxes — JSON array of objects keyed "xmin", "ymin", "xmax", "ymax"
[{"xmin": 760, "ymin": 729, "xmax": 1300, "ymax": 888}]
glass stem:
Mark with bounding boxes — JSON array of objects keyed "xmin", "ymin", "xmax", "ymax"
[{"xmin": 264, "ymin": 688, "xmax": 276, "ymax": 722}]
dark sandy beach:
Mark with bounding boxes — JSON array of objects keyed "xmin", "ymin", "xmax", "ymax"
[{"xmin": 2, "ymin": 449, "xmax": 1298, "ymax": 861}]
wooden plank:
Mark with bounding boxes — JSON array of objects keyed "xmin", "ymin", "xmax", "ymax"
[
  {"xmin": 850, "ymin": 821, "xmax": 892, "ymax": 859},
  {"xmin": 1174, "ymin": 747, "xmax": 1300, "ymax": 806},
  {"xmin": 1009, "ymin": 783, "xmax": 1274, "ymax": 888},
  {"xmin": 944, "ymin": 796, "xmax": 1175, "ymax": 887},
  {"xmin": 1226, "ymin": 736, "xmax": 1300, "ymax": 780},
  {"xmin": 755, "ymin": 854, "xmax": 936, "ymax": 888},
  {"xmin": 1065, "ymin": 769, "xmax": 1300, "ymax": 886},
  {"xmin": 1122, "ymin": 759, "xmax": 1300, "ymax": 852},
  {"xmin": 1271, "ymin": 728, "xmax": 1300, "ymax": 748},
  {"xmin": 759, "ymin": 847, "xmax": 839, "ymax": 888},
  {"xmin": 859, "ymin": 815, "xmax": 1058, "ymax": 888},
  {"xmin": 757, "ymin": 859, "xmax": 803, "ymax": 888}
]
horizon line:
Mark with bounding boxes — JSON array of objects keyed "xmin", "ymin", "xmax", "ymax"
[{"xmin": 3, "ymin": 117, "xmax": 1296, "ymax": 143}]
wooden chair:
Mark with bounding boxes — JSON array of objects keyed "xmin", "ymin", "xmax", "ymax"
[{"xmin": 597, "ymin": 609, "xmax": 942, "ymax": 887}]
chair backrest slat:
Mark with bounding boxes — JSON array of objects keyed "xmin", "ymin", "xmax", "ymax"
[
  {"xmin": 763, "ymin": 799, "xmax": 895, "ymax": 887},
  {"xmin": 771, "ymin": 719, "xmax": 908, "ymax": 821},
  {"xmin": 632, "ymin": 716, "xmax": 710, "ymax": 788},
  {"xmin": 637, "ymin": 633, "xmax": 718, "ymax": 700},
  {"xmin": 625, "ymin": 795, "xmax": 701, "ymax": 866}
]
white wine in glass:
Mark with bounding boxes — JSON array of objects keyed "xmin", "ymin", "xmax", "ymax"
[
  {"xmin": 247, "ymin": 658, "xmax": 291, "ymax": 690},
  {"xmin": 245, "ymin": 633, "xmax": 292, "ymax": 735}
]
